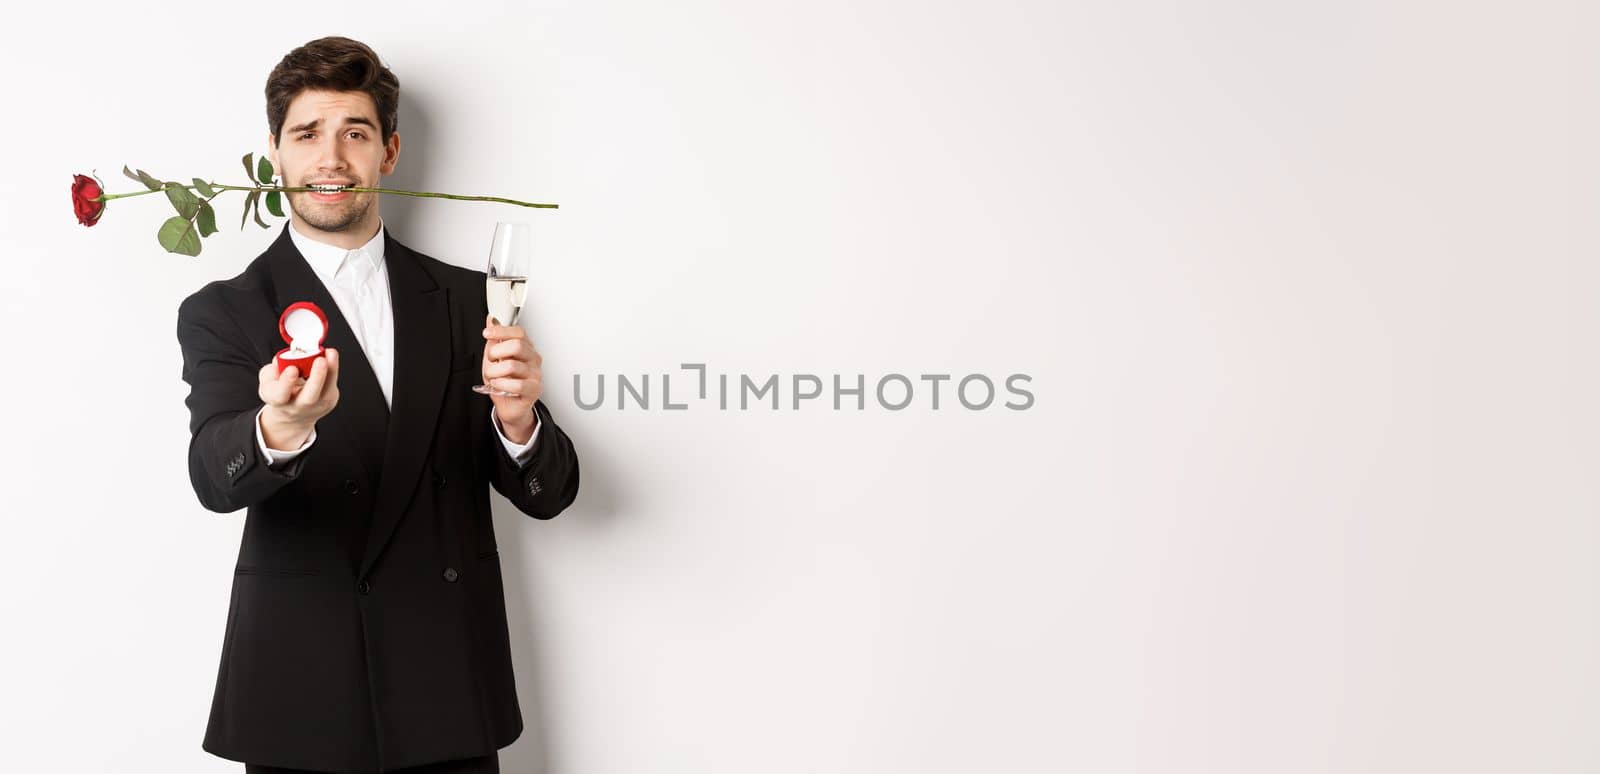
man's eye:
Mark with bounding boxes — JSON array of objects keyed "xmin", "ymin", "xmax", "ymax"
[
  {"xmin": 299, "ymin": 133, "xmax": 314, "ymax": 140},
  {"xmin": 348, "ymin": 132, "xmax": 365, "ymax": 140}
]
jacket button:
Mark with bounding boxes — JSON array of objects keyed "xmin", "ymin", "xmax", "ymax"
[
  {"xmin": 357, "ymin": 580, "xmax": 371, "ymax": 595},
  {"xmin": 432, "ymin": 472, "xmax": 447, "ymax": 488},
  {"xmin": 443, "ymin": 567, "xmax": 459, "ymax": 582},
  {"xmin": 345, "ymin": 479, "xmax": 359, "ymax": 495}
]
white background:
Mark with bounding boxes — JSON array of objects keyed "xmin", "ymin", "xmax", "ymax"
[{"xmin": 2, "ymin": 1, "xmax": 1597, "ymax": 771}]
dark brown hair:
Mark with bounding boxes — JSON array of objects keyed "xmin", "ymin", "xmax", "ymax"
[{"xmin": 265, "ymin": 36, "xmax": 399, "ymax": 147}]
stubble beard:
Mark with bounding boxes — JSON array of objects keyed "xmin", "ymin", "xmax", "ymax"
[{"xmin": 289, "ymin": 189, "xmax": 375, "ymax": 233}]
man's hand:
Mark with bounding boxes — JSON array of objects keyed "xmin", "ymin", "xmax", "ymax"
[
  {"xmin": 483, "ymin": 314, "xmax": 542, "ymax": 443},
  {"xmin": 258, "ymin": 348, "xmax": 341, "ymax": 449}
]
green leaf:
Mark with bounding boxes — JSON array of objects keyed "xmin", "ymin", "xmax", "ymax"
[
  {"xmin": 135, "ymin": 168, "xmax": 162, "ymax": 191},
  {"xmin": 122, "ymin": 165, "xmax": 145, "ymax": 187},
  {"xmin": 256, "ymin": 155, "xmax": 274, "ymax": 184},
  {"xmin": 265, "ymin": 190, "xmax": 283, "ymax": 217},
  {"xmin": 158, "ymin": 216, "xmax": 202, "ymax": 256},
  {"xmin": 192, "ymin": 178, "xmax": 217, "ymax": 197},
  {"xmin": 242, "ymin": 152, "xmax": 255, "ymax": 185},
  {"xmin": 196, "ymin": 200, "xmax": 218, "ymax": 237},
  {"xmin": 240, "ymin": 190, "xmax": 258, "ymax": 230},
  {"xmin": 164, "ymin": 183, "xmax": 199, "ymax": 219},
  {"xmin": 252, "ymin": 193, "xmax": 271, "ymax": 229}
]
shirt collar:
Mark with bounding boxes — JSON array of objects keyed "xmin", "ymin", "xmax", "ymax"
[{"xmin": 287, "ymin": 216, "xmax": 387, "ymax": 284}]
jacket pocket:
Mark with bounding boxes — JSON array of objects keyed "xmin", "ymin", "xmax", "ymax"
[{"xmin": 234, "ymin": 565, "xmax": 320, "ymax": 577}]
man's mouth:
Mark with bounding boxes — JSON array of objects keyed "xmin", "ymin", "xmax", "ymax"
[{"xmin": 305, "ymin": 182, "xmax": 355, "ymax": 202}]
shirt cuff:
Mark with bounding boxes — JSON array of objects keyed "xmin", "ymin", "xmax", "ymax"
[
  {"xmin": 491, "ymin": 406, "xmax": 540, "ymax": 467},
  {"xmin": 256, "ymin": 406, "xmax": 316, "ymax": 466}
]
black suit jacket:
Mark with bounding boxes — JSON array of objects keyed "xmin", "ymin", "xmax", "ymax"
[{"xmin": 176, "ymin": 223, "xmax": 580, "ymax": 771}]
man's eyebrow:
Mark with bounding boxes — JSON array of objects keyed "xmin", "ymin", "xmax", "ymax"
[{"xmin": 285, "ymin": 116, "xmax": 378, "ymax": 135}]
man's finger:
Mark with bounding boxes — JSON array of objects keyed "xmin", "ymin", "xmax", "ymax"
[
  {"xmin": 489, "ymin": 374, "xmax": 541, "ymax": 399},
  {"xmin": 324, "ymin": 348, "xmax": 340, "ymax": 384},
  {"xmin": 487, "ymin": 337, "xmax": 535, "ymax": 361},
  {"xmin": 485, "ymin": 358, "xmax": 529, "ymax": 380},
  {"xmin": 264, "ymin": 365, "xmax": 299, "ymax": 405},
  {"xmin": 483, "ymin": 321, "xmax": 527, "ymax": 341},
  {"xmin": 487, "ymin": 377, "xmax": 526, "ymax": 397},
  {"xmin": 295, "ymin": 356, "xmax": 328, "ymax": 406}
]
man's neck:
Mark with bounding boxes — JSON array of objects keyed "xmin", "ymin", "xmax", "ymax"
[{"xmin": 289, "ymin": 213, "xmax": 382, "ymax": 250}]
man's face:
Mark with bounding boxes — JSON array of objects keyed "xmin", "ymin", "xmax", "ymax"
[{"xmin": 268, "ymin": 88, "xmax": 399, "ymax": 235}]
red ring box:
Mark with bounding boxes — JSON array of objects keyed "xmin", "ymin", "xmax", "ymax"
[{"xmin": 275, "ymin": 301, "xmax": 329, "ymax": 376}]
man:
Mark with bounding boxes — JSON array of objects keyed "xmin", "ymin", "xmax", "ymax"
[{"xmin": 176, "ymin": 36, "xmax": 579, "ymax": 773}]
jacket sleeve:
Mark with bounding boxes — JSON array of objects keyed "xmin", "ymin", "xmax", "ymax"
[
  {"xmin": 177, "ymin": 291, "xmax": 310, "ymax": 513},
  {"xmin": 489, "ymin": 398, "xmax": 580, "ymax": 519}
]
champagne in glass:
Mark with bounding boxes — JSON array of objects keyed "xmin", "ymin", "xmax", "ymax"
[
  {"xmin": 473, "ymin": 221, "xmax": 534, "ymax": 396},
  {"xmin": 485, "ymin": 274, "xmax": 527, "ymax": 329}
]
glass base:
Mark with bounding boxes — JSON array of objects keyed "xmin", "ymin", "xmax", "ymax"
[{"xmin": 472, "ymin": 383, "xmax": 521, "ymax": 397}]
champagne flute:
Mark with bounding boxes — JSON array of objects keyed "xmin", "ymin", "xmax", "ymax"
[{"xmin": 473, "ymin": 221, "xmax": 532, "ymax": 396}]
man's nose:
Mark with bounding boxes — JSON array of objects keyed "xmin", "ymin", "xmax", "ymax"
[{"xmin": 314, "ymin": 142, "xmax": 350, "ymax": 174}]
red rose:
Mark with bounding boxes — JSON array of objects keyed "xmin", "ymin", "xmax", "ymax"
[{"xmin": 72, "ymin": 174, "xmax": 106, "ymax": 226}]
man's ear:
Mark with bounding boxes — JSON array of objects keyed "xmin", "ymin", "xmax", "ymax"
[
  {"xmin": 380, "ymin": 131, "xmax": 400, "ymax": 176},
  {"xmin": 266, "ymin": 132, "xmax": 278, "ymax": 175}
]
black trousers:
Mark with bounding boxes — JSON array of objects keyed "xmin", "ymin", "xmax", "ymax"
[{"xmin": 243, "ymin": 752, "xmax": 498, "ymax": 774}]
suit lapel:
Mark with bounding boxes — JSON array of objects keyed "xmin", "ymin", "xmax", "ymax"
[
  {"xmin": 264, "ymin": 226, "xmax": 389, "ymax": 487},
  {"xmin": 360, "ymin": 228, "xmax": 451, "ymax": 579}
]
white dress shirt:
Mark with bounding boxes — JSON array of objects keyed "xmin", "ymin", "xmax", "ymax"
[{"xmin": 256, "ymin": 217, "xmax": 540, "ymax": 467}]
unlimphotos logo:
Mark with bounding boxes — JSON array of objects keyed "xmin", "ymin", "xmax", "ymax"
[{"xmin": 572, "ymin": 364, "xmax": 1034, "ymax": 411}]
